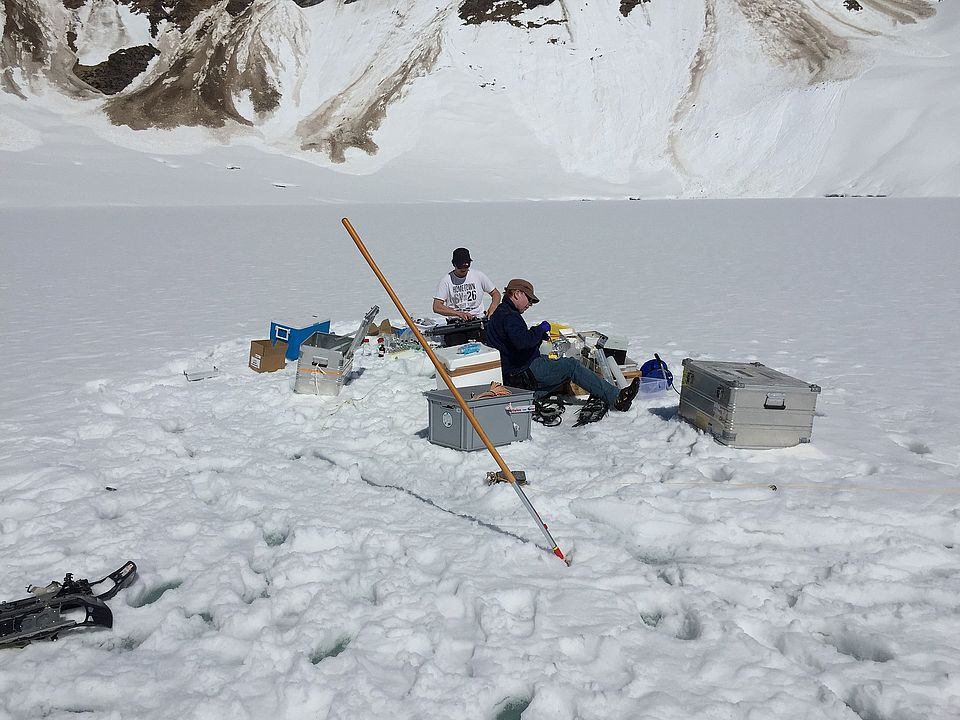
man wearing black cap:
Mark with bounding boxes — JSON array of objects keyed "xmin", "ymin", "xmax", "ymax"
[
  {"xmin": 485, "ymin": 278, "xmax": 640, "ymax": 425},
  {"xmin": 432, "ymin": 247, "xmax": 500, "ymax": 346}
]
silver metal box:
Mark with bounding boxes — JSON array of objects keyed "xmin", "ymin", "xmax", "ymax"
[
  {"xmin": 294, "ymin": 307, "xmax": 378, "ymax": 396},
  {"xmin": 424, "ymin": 384, "xmax": 535, "ymax": 451},
  {"xmin": 679, "ymin": 359, "xmax": 820, "ymax": 449}
]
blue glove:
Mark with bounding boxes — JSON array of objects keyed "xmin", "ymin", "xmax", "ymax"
[{"xmin": 536, "ymin": 321, "xmax": 551, "ymax": 336}]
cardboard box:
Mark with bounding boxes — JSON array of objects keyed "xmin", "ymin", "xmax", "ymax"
[{"xmin": 249, "ymin": 339, "xmax": 287, "ymax": 373}]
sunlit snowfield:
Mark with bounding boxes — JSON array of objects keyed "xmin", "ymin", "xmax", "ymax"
[{"xmin": 2, "ymin": 199, "xmax": 959, "ymax": 719}]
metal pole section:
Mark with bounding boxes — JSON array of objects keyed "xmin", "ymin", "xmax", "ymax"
[{"xmin": 341, "ymin": 217, "xmax": 569, "ymax": 564}]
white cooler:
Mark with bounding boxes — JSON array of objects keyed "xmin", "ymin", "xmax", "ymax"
[{"xmin": 434, "ymin": 343, "xmax": 503, "ymax": 389}]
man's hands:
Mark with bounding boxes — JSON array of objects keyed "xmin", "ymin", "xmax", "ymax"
[
  {"xmin": 536, "ymin": 320, "xmax": 551, "ymax": 337},
  {"xmin": 433, "ymin": 297, "xmax": 475, "ymax": 322}
]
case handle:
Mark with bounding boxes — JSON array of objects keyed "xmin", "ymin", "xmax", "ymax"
[{"xmin": 764, "ymin": 393, "xmax": 786, "ymax": 410}]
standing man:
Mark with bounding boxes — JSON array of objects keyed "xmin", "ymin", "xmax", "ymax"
[
  {"xmin": 485, "ymin": 278, "xmax": 640, "ymax": 425},
  {"xmin": 433, "ymin": 247, "xmax": 501, "ymax": 346}
]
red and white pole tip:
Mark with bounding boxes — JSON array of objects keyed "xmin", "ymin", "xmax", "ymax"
[{"xmin": 553, "ymin": 547, "xmax": 572, "ymax": 566}]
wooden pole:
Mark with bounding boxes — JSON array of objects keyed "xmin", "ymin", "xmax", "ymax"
[{"xmin": 341, "ymin": 217, "xmax": 568, "ymax": 564}]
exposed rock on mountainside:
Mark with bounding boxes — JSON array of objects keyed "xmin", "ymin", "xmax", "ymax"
[
  {"xmin": 0, "ymin": 0, "xmax": 953, "ymax": 196},
  {"xmin": 459, "ymin": 0, "xmax": 557, "ymax": 27},
  {"xmin": 105, "ymin": 0, "xmax": 304, "ymax": 129},
  {"xmin": 74, "ymin": 43, "xmax": 157, "ymax": 93},
  {"xmin": 2, "ymin": 0, "xmax": 84, "ymax": 96}
]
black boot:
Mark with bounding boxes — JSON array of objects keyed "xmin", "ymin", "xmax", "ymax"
[{"xmin": 614, "ymin": 377, "xmax": 641, "ymax": 412}]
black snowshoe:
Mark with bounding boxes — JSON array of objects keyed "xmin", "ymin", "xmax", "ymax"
[
  {"xmin": 532, "ymin": 397, "xmax": 565, "ymax": 427},
  {"xmin": 573, "ymin": 395, "xmax": 609, "ymax": 427},
  {"xmin": 0, "ymin": 561, "xmax": 137, "ymax": 649}
]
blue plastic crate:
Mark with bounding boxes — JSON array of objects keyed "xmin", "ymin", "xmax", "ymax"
[{"xmin": 270, "ymin": 319, "xmax": 331, "ymax": 361}]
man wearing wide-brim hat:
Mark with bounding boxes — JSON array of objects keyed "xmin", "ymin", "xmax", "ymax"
[{"xmin": 485, "ymin": 279, "xmax": 640, "ymax": 425}]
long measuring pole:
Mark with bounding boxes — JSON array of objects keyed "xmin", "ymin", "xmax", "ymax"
[{"xmin": 341, "ymin": 217, "xmax": 569, "ymax": 565}]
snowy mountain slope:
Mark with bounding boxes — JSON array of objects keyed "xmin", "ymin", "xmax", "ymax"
[{"xmin": 1, "ymin": 0, "xmax": 958, "ymax": 198}]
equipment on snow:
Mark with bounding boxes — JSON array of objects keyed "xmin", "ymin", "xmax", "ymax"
[
  {"xmin": 425, "ymin": 383, "xmax": 535, "ymax": 451},
  {"xmin": 294, "ymin": 306, "xmax": 379, "ymax": 396},
  {"xmin": 422, "ymin": 318, "xmax": 484, "ymax": 339},
  {"xmin": 579, "ymin": 332, "xmax": 620, "ymax": 389},
  {"xmin": 640, "ymin": 353, "xmax": 674, "ymax": 391},
  {"xmin": 1, "ymin": 561, "xmax": 137, "ymax": 649},
  {"xmin": 270, "ymin": 319, "xmax": 332, "ymax": 361},
  {"xmin": 532, "ymin": 397, "xmax": 565, "ymax": 427},
  {"xmin": 342, "ymin": 217, "xmax": 570, "ymax": 565},
  {"xmin": 184, "ymin": 366, "xmax": 219, "ymax": 382},
  {"xmin": 434, "ymin": 343, "xmax": 503, "ymax": 390},
  {"xmin": 678, "ymin": 359, "xmax": 820, "ymax": 448},
  {"xmin": 573, "ymin": 395, "xmax": 609, "ymax": 427},
  {"xmin": 486, "ymin": 470, "xmax": 527, "ymax": 486},
  {"xmin": 606, "ymin": 355, "xmax": 630, "ymax": 390},
  {"xmin": 249, "ymin": 339, "xmax": 287, "ymax": 373}
]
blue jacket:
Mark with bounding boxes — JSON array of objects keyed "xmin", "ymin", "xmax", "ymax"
[{"xmin": 485, "ymin": 297, "xmax": 546, "ymax": 378}]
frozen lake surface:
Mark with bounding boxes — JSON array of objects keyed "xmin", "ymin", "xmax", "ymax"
[{"xmin": 2, "ymin": 198, "xmax": 959, "ymax": 719}]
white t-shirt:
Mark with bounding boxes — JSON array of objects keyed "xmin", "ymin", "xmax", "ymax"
[{"xmin": 434, "ymin": 269, "xmax": 496, "ymax": 318}]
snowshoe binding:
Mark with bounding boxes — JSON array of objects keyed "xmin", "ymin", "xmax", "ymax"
[
  {"xmin": 573, "ymin": 395, "xmax": 609, "ymax": 427},
  {"xmin": 532, "ymin": 397, "xmax": 565, "ymax": 427}
]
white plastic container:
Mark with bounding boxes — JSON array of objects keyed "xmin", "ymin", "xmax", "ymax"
[{"xmin": 434, "ymin": 343, "xmax": 503, "ymax": 389}]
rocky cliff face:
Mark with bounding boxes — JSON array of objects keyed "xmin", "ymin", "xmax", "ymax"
[{"xmin": 0, "ymin": 0, "xmax": 949, "ymax": 195}]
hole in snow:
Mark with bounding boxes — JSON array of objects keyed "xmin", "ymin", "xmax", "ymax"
[
  {"xmin": 701, "ymin": 465, "xmax": 735, "ymax": 483},
  {"xmin": 310, "ymin": 636, "xmax": 351, "ymax": 664},
  {"xmin": 844, "ymin": 684, "xmax": 891, "ymax": 720},
  {"xmin": 676, "ymin": 610, "xmax": 702, "ymax": 641},
  {"xmin": 828, "ymin": 631, "xmax": 895, "ymax": 663},
  {"xmin": 907, "ymin": 441, "xmax": 931, "ymax": 455},
  {"xmin": 129, "ymin": 580, "xmax": 182, "ymax": 607},
  {"xmin": 263, "ymin": 529, "xmax": 288, "ymax": 547},
  {"xmin": 494, "ymin": 697, "xmax": 532, "ymax": 720},
  {"xmin": 657, "ymin": 567, "xmax": 683, "ymax": 586},
  {"xmin": 640, "ymin": 611, "xmax": 662, "ymax": 628}
]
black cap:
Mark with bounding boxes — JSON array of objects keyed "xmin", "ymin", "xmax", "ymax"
[{"xmin": 452, "ymin": 248, "xmax": 472, "ymax": 267}]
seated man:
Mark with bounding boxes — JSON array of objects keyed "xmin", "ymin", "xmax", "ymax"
[
  {"xmin": 432, "ymin": 247, "xmax": 501, "ymax": 346},
  {"xmin": 485, "ymin": 278, "xmax": 640, "ymax": 424}
]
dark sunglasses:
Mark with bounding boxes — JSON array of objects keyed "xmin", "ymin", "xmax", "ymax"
[{"xmin": 455, "ymin": 262, "xmax": 471, "ymax": 269}]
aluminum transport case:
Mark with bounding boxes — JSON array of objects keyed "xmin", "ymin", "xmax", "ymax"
[
  {"xmin": 679, "ymin": 359, "xmax": 821, "ymax": 449},
  {"xmin": 424, "ymin": 384, "xmax": 534, "ymax": 451},
  {"xmin": 294, "ymin": 307, "xmax": 379, "ymax": 396}
]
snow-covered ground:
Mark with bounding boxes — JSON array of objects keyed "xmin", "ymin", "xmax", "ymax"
[{"xmin": 2, "ymin": 198, "xmax": 959, "ymax": 719}]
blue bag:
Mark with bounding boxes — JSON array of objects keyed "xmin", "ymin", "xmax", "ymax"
[{"xmin": 639, "ymin": 354, "xmax": 673, "ymax": 392}]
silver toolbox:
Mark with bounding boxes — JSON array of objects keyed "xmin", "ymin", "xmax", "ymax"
[
  {"xmin": 424, "ymin": 384, "xmax": 535, "ymax": 451},
  {"xmin": 679, "ymin": 359, "xmax": 820, "ymax": 449},
  {"xmin": 294, "ymin": 306, "xmax": 378, "ymax": 396}
]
